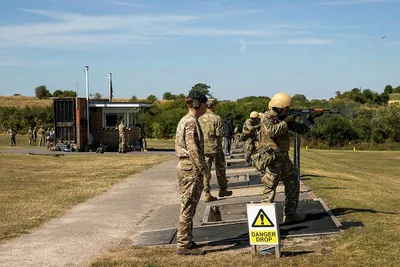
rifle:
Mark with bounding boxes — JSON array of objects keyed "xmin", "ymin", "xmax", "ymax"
[{"xmin": 288, "ymin": 108, "xmax": 341, "ymax": 128}]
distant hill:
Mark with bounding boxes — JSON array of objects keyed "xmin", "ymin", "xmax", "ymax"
[{"xmin": 0, "ymin": 96, "xmax": 135, "ymax": 108}]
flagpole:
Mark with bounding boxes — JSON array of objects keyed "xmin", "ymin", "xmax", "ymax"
[
  {"xmin": 85, "ymin": 66, "xmax": 91, "ymax": 148},
  {"xmin": 108, "ymin": 73, "xmax": 113, "ymax": 102}
]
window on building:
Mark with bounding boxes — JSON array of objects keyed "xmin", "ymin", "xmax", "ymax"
[{"xmin": 105, "ymin": 113, "xmax": 125, "ymax": 127}]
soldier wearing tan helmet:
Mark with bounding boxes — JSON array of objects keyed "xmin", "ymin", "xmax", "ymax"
[
  {"xmin": 256, "ymin": 92, "xmax": 322, "ymax": 224},
  {"xmin": 242, "ymin": 111, "xmax": 261, "ymax": 165}
]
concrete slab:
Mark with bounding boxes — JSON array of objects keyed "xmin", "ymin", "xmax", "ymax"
[
  {"xmin": 210, "ymin": 173, "xmax": 261, "ymax": 189},
  {"xmin": 133, "ymin": 199, "xmax": 341, "ymax": 246}
]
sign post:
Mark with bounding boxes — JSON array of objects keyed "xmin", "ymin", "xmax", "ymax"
[{"xmin": 247, "ymin": 203, "xmax": 280, "ymax": 258}]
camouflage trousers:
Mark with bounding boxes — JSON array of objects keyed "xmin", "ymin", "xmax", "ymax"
[
  {"xmin": 118, "ymin": 134, "xmax": 126, "ymax": 152},
  {"xmin": 261, "ymin": 154, "xmax": 300, "ymax": 217},
  {"xmin": 244, "ymin": 138, "xmax": 257, "ymax": 162},
  {"xmin": 204, "ymin": 151, "xmax": 228, "ymax": 192},
  {"xmin": 39, "ymin": 136, "xmax": 46, "ymax": 147},
  {"xmin": 177, "ymin": 158, "xmax": 204, "ymax": 249}
]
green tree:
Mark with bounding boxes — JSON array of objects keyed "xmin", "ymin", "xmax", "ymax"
[
  {"xmin": 130, "ymin": 95, "xmax": 138, "ymax": 102},
  {"xmin": 190, "ymin": 83, "xmax": 211, "ymax": 97},
  {"xmin": 146, "ymin": 94, "xmax": 157, "ymax": 103},
  {"xmin": 292, "ymin": 94, "xmax": 309, "ymax": 107},
  {"xmin": 52, "ymin": 90, "xmax": 64, "ymax": 97},
  {"xmin": 35, "ymin": 85, "xmax": 52, "ymax": 99},
  {"xmin": 92, "ymin": 93, "xmax": 102, "ymax": 99},
  {"xmin": 162, "ymin": 92, "xmax": 176, "ymax": 100}
]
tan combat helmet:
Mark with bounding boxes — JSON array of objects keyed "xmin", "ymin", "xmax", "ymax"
[
  {"xmin": 268, "ymin": 92, "xmax": 292, "ymax": 109},
  {"xmin": 250, "ymin": 111, "xmax": 259, "ymax": 118},
  {"xmin": 258, "ymin": 112, "xmax": 264, "ymax": 120}
]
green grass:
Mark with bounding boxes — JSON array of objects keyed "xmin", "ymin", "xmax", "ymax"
[
  {"xmin": 146, "ymin": 139, "xmax": 174, "ymax": 150},
  {"xmin": 90, "ymin": 149, "xmax": 400, "ymax": 267},
  {"xmin": 0, "ymin": 153, "xmax": 173, "ymax": 242}
]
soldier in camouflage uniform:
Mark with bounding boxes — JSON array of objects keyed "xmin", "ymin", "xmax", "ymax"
[
  {"xmin": 198, "ymin": 98, "xmax": 232, "ymax": 202},
  {"xmin": 118, "ymin": 120, "xmax": 126, "ymax": 153},
  {"xmin": 38, "ymin": 126, "xmax": 46, "ymax": 147},
  {"xmin": 33, "ymin": 126, "xmax": 37, "ymax": 146},
  {"xmin": 7, "ymin": 127, "xmax": 17, "ymax": 146},
  {"xmin": 258, "ymin": 92, "xmax": 322, "ymax": 224},
  {"xmin": 175, "ymin": 90, "xmax": 210, "ymax": 256},
  {"xmin": 28, "ymin": 127, "xmax": 34, "ymax": 147},
  {"xmin": 242, "ymin": 111, "xmax": 261, "ymax": 165}
]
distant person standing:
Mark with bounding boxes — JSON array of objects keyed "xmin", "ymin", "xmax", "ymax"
[
  {"xmin": 7, "ymin": 127, "xmax": 16, "ymax": 146},
  {"xmin": 118, "ymin": 120, "xmax": 126, "ymax": 153},
  {"xmin": 38, "ymin": 125, "xmax": 46, "ymax": 147},
  {"xmin": 222, "ymin": 113, "xmax": 234, "ymax": 156},
  {"xmin": 33, "ymin": 126, "xmax": 37, "ymax": 146},
  {"xmin": 175, "ymin": 90, "xmax": 210, "ymax": 255},
  {"xmin": 28, "ymin": 126, "xmax": 34, "ymax": 147}
]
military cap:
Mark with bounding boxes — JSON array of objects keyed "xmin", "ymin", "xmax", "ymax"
[{"xmin": 206, "ymin": 98, "xmax": 218, "ymax": 107}]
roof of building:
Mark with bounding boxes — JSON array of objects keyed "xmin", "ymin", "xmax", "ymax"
[{"xmin": 88, "ymin": 101, "xmax": 151, "ymax": 108}]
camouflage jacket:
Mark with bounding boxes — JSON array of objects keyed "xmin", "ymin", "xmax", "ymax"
[
  {"xmin": 242, "ymin": 119, "xmax": 260, "ymax": 139},
  {"xmin": 258, "ymin": 110, "xmax": 310, "ymax": 152},
  {"xmin": 175, "ymin": 112, "xmax": 208, "ymax": 175},
  {"xmin": 28, "ymin": 129, "xmax": 33, "ymax": 137},
  {"xmin": 118, "ymin": 123, "xmax": 126, "ymax": 135},
  {"xmin": 198, "ymin": 111, "xmax": 224, "ymax": 154}
]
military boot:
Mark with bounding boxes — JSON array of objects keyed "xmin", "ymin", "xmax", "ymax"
[
  {"xmin": 204, "ymin": 192, "xmax": 217, "ymax": 202},
  {"xmin": 218, "ymin": 189, "xmax": 233, "ymax": 197},
  {"xmin": 282, "ymin": 214, "xmax": 306, "ymax": 225}
]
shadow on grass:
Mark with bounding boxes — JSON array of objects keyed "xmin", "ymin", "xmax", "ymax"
[
  {"xmin": 331, "ymin": 207, "xmax": 398, "ymax": 216},
  {"xmin": 300, "ymin": 174, "xmax": 351, "ymax": 181}
]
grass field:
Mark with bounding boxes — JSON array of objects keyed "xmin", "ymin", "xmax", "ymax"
[
  {"xmin": 0, "ymin": 153, "xmax": 173, "ymax": 242},
  {"xmin": 90, "ymin": 149, "xmax": 400, "ymax": 267}
]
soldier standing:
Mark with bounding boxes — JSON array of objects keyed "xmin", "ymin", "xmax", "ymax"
[
  {"xmin": 118, "ymin": 120, "xmax": 126, "ymax": 153},
  {"xmin": 258, "ymin": 92, "xmax": 322, "ymax": 224},
  {"xmin": 242, "ymin": 111, "xmax": 261, "ymax": 165},
  {"xmin": 28, "ymin": 127, "xmax": 33, "ymax": 147},
  {"xmin": 7, "ymin": 127, "xmax": 17, "ymax": 146},
  {"xmin": 33, "ymin": 126, "xmax": 37, "ymax": 146},
  {"xmin": 175, "ymin": 90, "xmax": 210, "ymax": 255},
  {"xmin": 198, "ymin": 98, "xmax": 233, "ymax": 202},
  {"xmin": 38, "ymin": 126, "xmax": 46, "ymax": 147}
]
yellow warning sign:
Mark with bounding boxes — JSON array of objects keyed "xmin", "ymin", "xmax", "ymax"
[
  {"xmin": 251, "ymin": 209, "xmax": 274, "ymax": 227},
  {"xmin": 250, "ymin": 230, "xmax": 277, "ymax": 244}
]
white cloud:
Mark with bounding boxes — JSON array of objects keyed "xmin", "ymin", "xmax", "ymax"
[
  {"xmin": 283, "ymin": 38, "xmax": 333, "ymax": 45},
  {"xmin": 106, "ymin": 0, "xmax": 146, "ymax": 8},
  {"xmin": 0, "ymin": 8, "xmax": 311, "ymax": 49},
  {"xmin": 316, "ymin": 0, "xmax": 394, "ymax": 6},
  {"xmin": 238, "ymin": 38, "xmax": 247, "ymax": 52}
]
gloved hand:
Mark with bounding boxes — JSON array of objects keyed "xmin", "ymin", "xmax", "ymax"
[
  {"xmin": 283, "ymin": 115, "xmax": 296, "ymax": 126},
  {"xmin": 309, "ymin": 112, "xmax": 323, "ymax": 120}
]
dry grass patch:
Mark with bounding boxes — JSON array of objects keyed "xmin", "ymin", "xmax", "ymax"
[
  {"xmin": 90, "ymin": 149, "xmax": 400, "ymax": 267},
  {"xmin": 0, "ymin": 153, "xmax": 173, "ymax": 242},
  {"xmin": 0, "ymin": 96, "xmax": 52, "ymax": 108}
]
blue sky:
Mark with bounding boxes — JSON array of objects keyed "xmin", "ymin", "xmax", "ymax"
[{"xmin": 1, "ymin": 0, "xmax": 399, "ymax": 101}]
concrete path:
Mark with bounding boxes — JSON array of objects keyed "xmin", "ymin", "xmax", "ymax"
[{"xmin": 0, "ymin": 159, "xmax": 181, "ymax": 267}]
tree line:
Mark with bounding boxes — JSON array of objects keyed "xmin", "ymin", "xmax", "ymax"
[{"xmin": 2, "ymin": 83, "xmax": 400, "ymax": 149}]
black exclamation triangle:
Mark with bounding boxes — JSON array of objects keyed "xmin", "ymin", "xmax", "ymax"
[{"xmin": 260, "ymin": 214, "xmax": 264, "ymax": 225}]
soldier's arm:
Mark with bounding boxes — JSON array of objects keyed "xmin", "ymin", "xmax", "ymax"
[
  {"xmin": 291, "ymin": 121, "xmax": 311, "ymax": 135},
  {"xmin": 245, "ymin": 120, "xmax": 260, "ymax": 132},
  {"xmin": 185, "ymin": 120, "xmax": 209, "ymax": 175},
  {"xmin": 263, "ymin": 118, "xmax": 288, "ymax": 137},
  {"xmin": 216, "ymin": 117, "xmax": 224, "ymax": 137}
]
